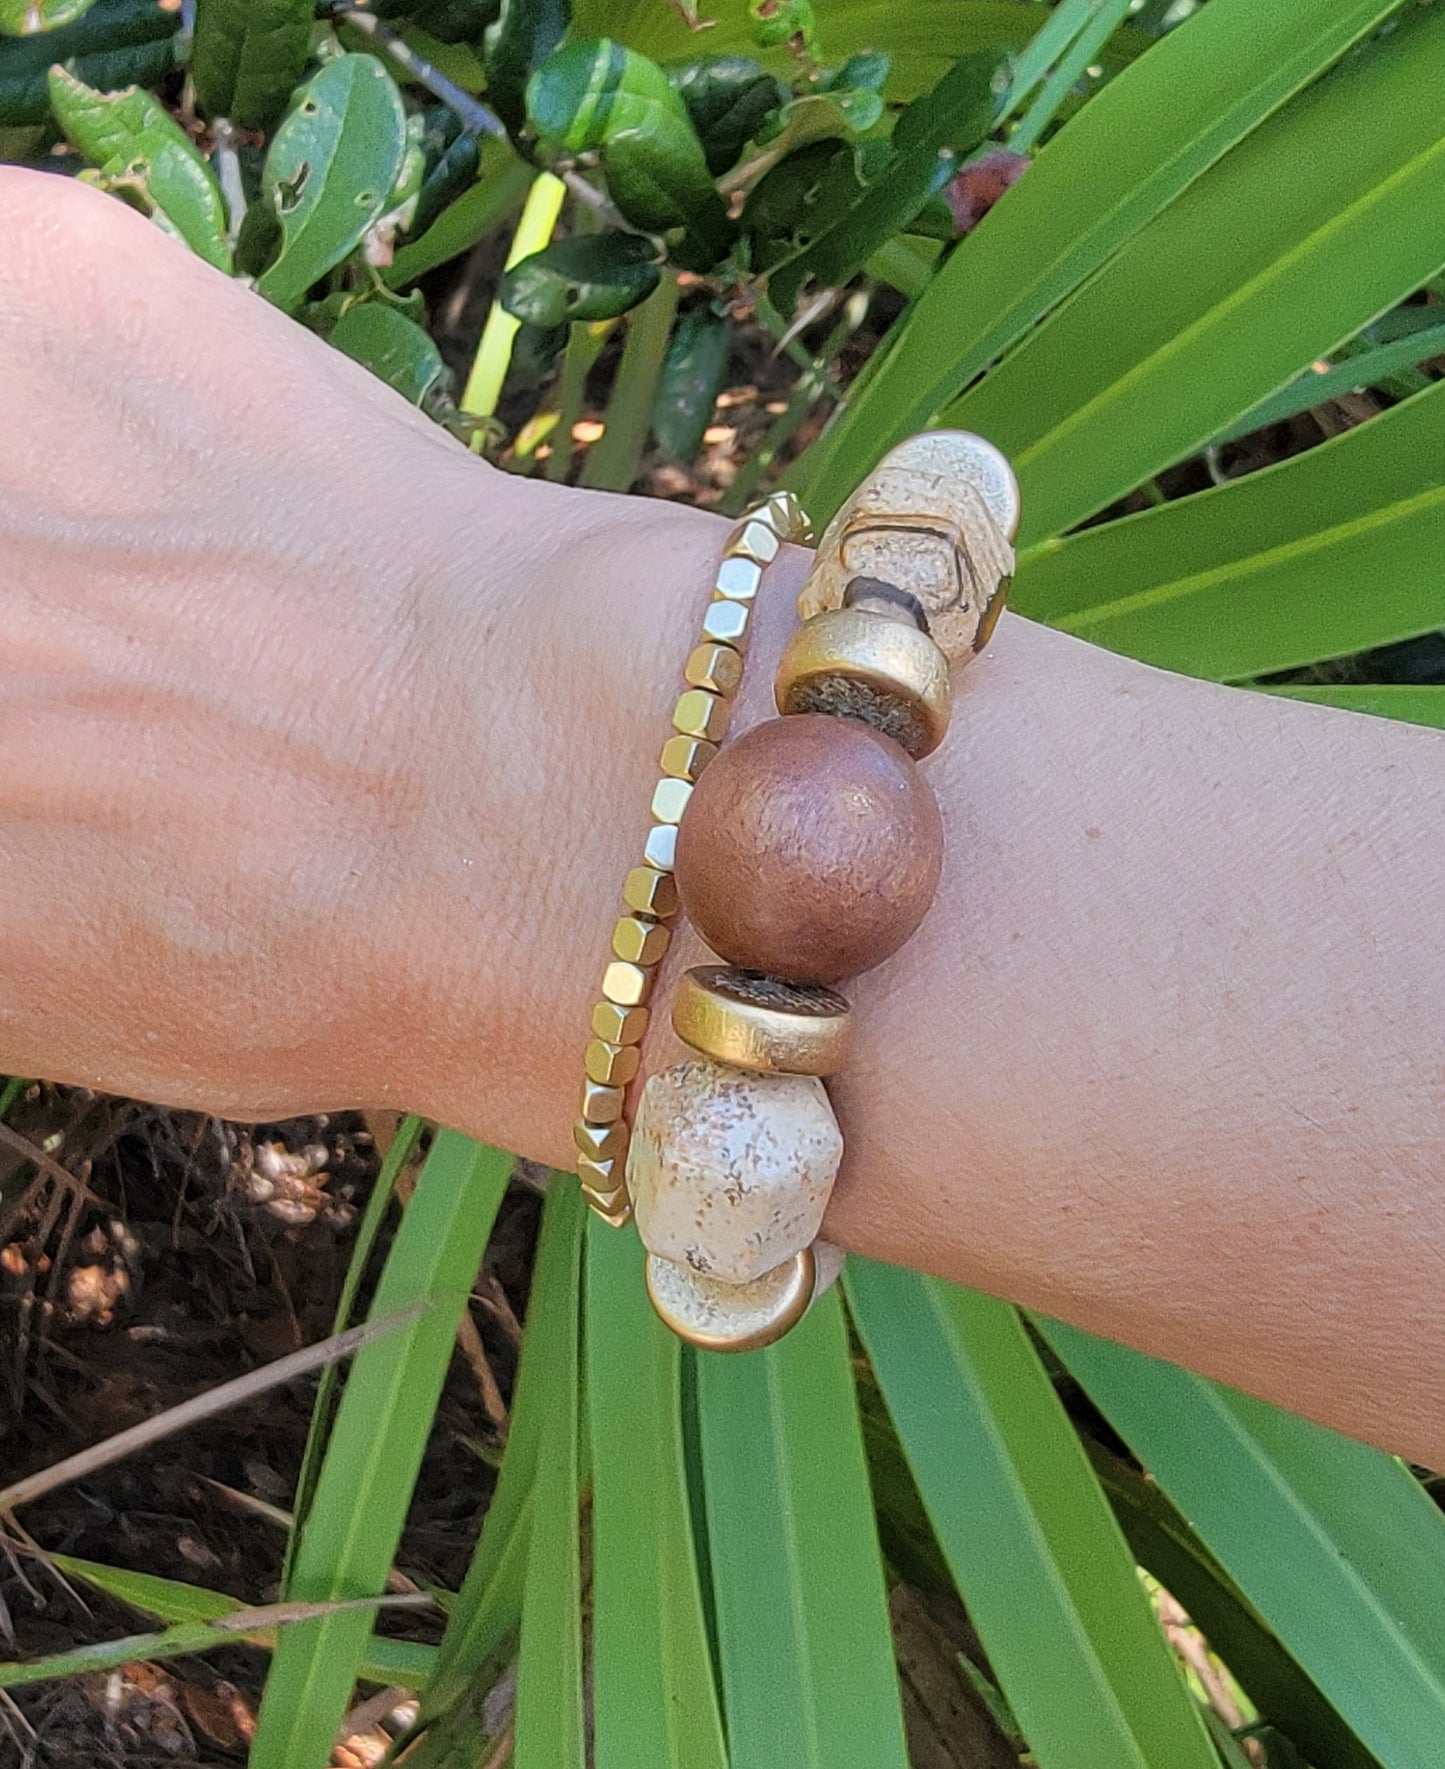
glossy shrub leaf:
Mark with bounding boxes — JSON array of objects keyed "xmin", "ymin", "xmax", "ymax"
[
  {"xmin": 768, "ymin": 50, "xmax": 1007, "ymax": 314},
  {"xmin": 1041, "ymin": 1318, "xmax": 1445, "ymax": 1769},
  {"xmin": 191, "ymin": 0, "xmax": 312, "ymax": 131},
  {"xmin": 255, "ymin": 54, "xmax": 408, "ymax": 312},
  {"xmin": 945, "ymin": 4, "xmax": 1445, "ymax": 542},
  {"xmin": 1012, "ymin": 380, "xmax": 1445, "ymax": 679},
  {"xmin": 410, "ymin": 126, "xmax": 481, "ymax": 239},
  {"xmin": 749, "ymin": 0, "xmax": 812, "ymax": 50},
  {"xmin": 742, "ymin": 138, "xmax": 866, "ymax": 271},
  {"xmin": 749, "ymin": 52, "xmax": 890, "ymax": 165},
  {"xmin": 512, "ymin": 1185, "xmax": 585, "ymax": 1769},
  {"xmin": 697, "ymin": 1289, "xmax": 909, "ymax": 1769},
  {"xmin": 484, "ymin": 0, "xmax": 569, "ymax": 141},
  {"xmin": 248, "ymin": 1132, "xmax": 511, "ymax": 1769},
  {"xmin": 586, "ymin": 1220, "xmax": 727, "ymax": 1769},
  {"xmin": 47, "ymin": 65, "xmax": 231, "ymax": 270},
  {"xmin": 0, "ymin": 0, "xmax": 96, "ymax": 33},
  {"xmin": 1, "ymin": 0, "xmax": 173, "ymax": 123},
  {"xmin": 847, "ymin": 1262, "xmax": 1218, "ymax": 1769},
  {"xmin": 793, "ymin": 0, "xmax": 1410, "ymax": 523},
  {"xmin": 527, "ymin": 38, "xmax": 733, "ymax": 270},
  {"xmin": 500, "ymin": 232, "xmax": 660, "ymax": 328},
  {"xmin": 327, "ymin": 302, "xmax": 447, "ymax": 406},
  {"xmin": 669, "ymin": 55, "xmax": 786, "ymax": 176},
  {"xmin": 653, "ymin": 304, "xmax": 730, "ymax": 462},
  {"xmin": 388, "ymin": 146, "xmax": 533, "ymax": 287}
]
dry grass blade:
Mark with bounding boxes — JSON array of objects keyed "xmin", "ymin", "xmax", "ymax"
[{"xmin": 0, "ymin": 1305, "xmax": 423, "ymax": 1514}]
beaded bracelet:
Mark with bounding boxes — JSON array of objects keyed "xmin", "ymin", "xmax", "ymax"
[
  {"xmin": 623, "ymin": 432, "xmax": 1020, "ymax": 1352},
  {"xmin": 575, "ymin": 490, "xmax": 812, "ymax": 1227}
]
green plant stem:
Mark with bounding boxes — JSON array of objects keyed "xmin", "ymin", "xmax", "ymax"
[
  {"xmin": 580, "ymin": 272, "xmax": 679, "ymax": 493},
  {"xmin": 546, "ymin": 319, "xmax": 614, "ymax": 484},
  {"xmin": 461, "ymin": 171, "xmax": 567, "ymax": 437}
]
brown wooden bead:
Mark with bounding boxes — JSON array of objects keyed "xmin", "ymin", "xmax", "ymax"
[{"xmin": 674, "ymin": 714, "xmax": 943, "ymax": 984}]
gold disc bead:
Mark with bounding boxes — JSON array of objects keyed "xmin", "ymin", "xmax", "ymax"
[
  {"xmin": 645, "ymin": 1247, "xmax": 817, "ymax": 1353},
  {"xmin": 774, "ymin": 606, "xmax": 952, "ymax": 759},
  {"xmin": 672, "ymin": 966, "xmax": 854, "ymax": 1077}
]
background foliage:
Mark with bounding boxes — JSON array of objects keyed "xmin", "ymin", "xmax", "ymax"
[{"xmin": 2, "ymin": 0, "xmax": 1444, "ymax": 1763}]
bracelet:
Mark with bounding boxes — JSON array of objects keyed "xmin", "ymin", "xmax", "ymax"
[
  {"xmin": 625, "ymin": 432, "xmax": 1020, "ymax": 1350},
  {"xmin": 575, "ymin": 489, "xmax": 812, "ymax": 1227}
]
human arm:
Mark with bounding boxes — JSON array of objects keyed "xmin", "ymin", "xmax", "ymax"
[{"xmin": 3, "ymin": 170, "xmax": 1443, "ymax": 1462}]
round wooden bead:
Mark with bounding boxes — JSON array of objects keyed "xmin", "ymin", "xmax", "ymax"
[{"xmin": 674, "ymin": 714, "xmax": 943, "ymax": 984}]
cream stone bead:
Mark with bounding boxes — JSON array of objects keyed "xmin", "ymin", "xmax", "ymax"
[{"xmin": 626, "ymin": 1059, "xmax": 843, "ymax": 1285}]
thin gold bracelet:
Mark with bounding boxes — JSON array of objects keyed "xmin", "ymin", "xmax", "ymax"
[{"xmin": 574, "ymin": 490, "xmax": 812, "ymax": 1226}]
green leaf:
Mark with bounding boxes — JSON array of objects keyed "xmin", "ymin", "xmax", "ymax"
[
  {"xmin": 0, "ymin": 0, "xmax": 96, "ymax": 34},
  {"xmin": 47, "ymin": 1556, "xmax": 436, "ymax": 1690},
  {"xmin": 248, "ymin": 1132, "xmax": 511, "ymax": 1769},
  {"xmin": 500, "ymin": 231, "xmax": 660, "ymax": 328},
  {"xmin": 1011, "ymin": 380, "xmax": 1445, "ymax": 679},
  {"xmin": 792, "ymin": 0, "xmax": 1410, "ymax": 525},
  {"xmin": 387, "ymin": 146, "xmax": 533, "ymax": 287},
  {"xmin": 741, "ymin": 139, "xmax": 866, "ymax": 272},
  {"xmin": 527, "ymin": 38, "xmax": 734, "ymax": 270},
  {"xmin": 512, "ymin": 1185, "xmax": 585, "ymax": 1769},
  {"xmin": 847, "ymin": 1262, "xmax": 1218, "ymax": 1769},
  {"xmin": 697, "ymin": 1289, "xmax": 909, "ymax": 1769},
  {"xmin": 409, "ymin": 126, "xmax": 482, "ymax": 239},
  {"xmin": 1040, "ymin": 1317, "xmax": 1445, "ymax": 1769},
  {"xmin": 485, "ymin": 0, "xmax": 569, "ymax": 141},
  {"xmin": 749, "ymin": 0, "xmax": 812, "ymax": 51},
  {"xmin": 945, "ymin": 4, "xmax": 1445, "ymax": 543},
  {"xmin": 1261, "ymin": 684, "xmax": 1445, "ymax": 729},
  {"xmin": 0, "ymin": 0, "xmax": 172, "ymax": 124},
  {"xmin": 327, "ymin": 301, "xmax": 448, "ymax": 406},
  {"xmin": 669, "ymin": 55, "xmax": 786, "ymax": 176},
  {"xmin": 1008, "ymin": 0, "xmax": 1134, "ymax": 153},
  {"xmin": 47, "ymin": 65, "xmax": 232, "ymax": 271},
  {"xmin": 255, "ymin": 53, "xmax": 408, "ymax": 313},
  {"xmin": 586, "ymin": 1219, "xmax": 727, "ymax": 1769},
  {"xmin": 652, "ymin": 304, "xmax": 730, "ymax": 463},
  {"xmin": 191, "ymin": 0, "xmax": 312, "ymax": 131},
  {"xmin": 767, "ymin": 50, "xmax": 1007, "ymax": 313}
]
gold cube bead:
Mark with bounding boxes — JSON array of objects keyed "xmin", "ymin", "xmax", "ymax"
[
  {"xmin": 671, "ymin": 965, "xmax": 854, "ymax": 1076},
  {"xmin": 643, "ymin": 824, "xmax": 678, "ymax": 871},
  {"xmin": 714, "ymin": 556, "xmax": 763, "ymax": 603},
  {"xmin": 660, "ymin": 735, "xmax": 718, "ymax": 782},
  {"xmin": 613, "ymin": 914, "xmax": 671, "ymax": 966},
  {"xmin": 575, "ymin": 1118, "xmax": 627, "ymax": 1163},
  {"xmin": 592, "ymin": 998, "xmax": 650, "ymax": 1044},
  {"xmin": 585, "ymin": 1037, "xmax": 641, "ymax": 1087},
  {"xmin": 582, "ymin": 1078, "xmax": 626, "ymax": 1124},
  {"xmin": 603, "ymin": 958, "xmax": 655, "ymax": 1006},
  {"xmin": 587, "ymin": 1193, "xmax": 632, "ymax": 1229},
  {"xmin": 763, "ymin": 489, "xmax": 811, "ymax": 543},
  {"xmin": 623, "ymin": 865, "xmax": 679, "ymax": 918},
  {"xmin": 733, "ymin": 519, "xmax": 781, "ymax": 564},
  {"xmin": 673, "ymin": 688, "xmax": 730, "ymax": 742},
  {"xmin": 684, "ymin": 641, "xmax": 744, "ymax": 697},
  {"xmin": 701, "ymin": 598, "xmax": 750, "ymax": 648},
  {"xmin": 650, "ymin": 777, "xmax": 693, "ymax": 826},
  {"xmin": 578, "ymin": 1153, "xmax": 619, "ymax": 1191}
]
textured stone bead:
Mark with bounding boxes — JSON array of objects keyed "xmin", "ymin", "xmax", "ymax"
[
  {"xmin": 797, "ymin": 430, "xmax": 1018, "ymax": 669},
  {"xmin": 626, "ymin": 1059, "xmax": 843, "ymax": 1285},
  {"xmin": 674, "ymin": 714, "xmax": 943, "ymax": 984}
]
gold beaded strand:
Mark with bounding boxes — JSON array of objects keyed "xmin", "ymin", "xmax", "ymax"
[{"xmin": 575, "ymin": 490, "xmax": 811, "ymax": 1226}]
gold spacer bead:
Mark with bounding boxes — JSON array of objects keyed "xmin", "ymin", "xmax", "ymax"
[
  {"xmin": 714, "ymin": 556, "xmax": 763, "ymax": 603},
  {"xmin": 671, "ymin": 966, "xmax": 854, "ymax": 1076},
  {"xmin": 774, "ymin": 606, "xmax": 952, "ymax": 759},
  {"xmin": 684, "ymin": 641, "xmax": 744, "ymax": 697},
  {"xmin": 613, "ymin": 913, "xmax": 671, "ymax": 966},
  {"xmin": 762, "ymin": 489, "xmax": 812, "ymax": 544},
  {"xmin": 673, "ymin": 688, "xmax": 731, "ymax": 742},
  {"xmin": 581, "ymin": 1078, "xmax": 626, "ymax": 1124},
  {"xmin": 592, "ymin": 998, "xmax": 649, "ymax": 1044},
  {"xmin": 642, "ymin": 824, "xmax": 678, "ymax": 871},
  {"xmin": 732, "ymin": 519, "xmax": 781, "ymax": 564},
  {"xmin": 701, "ymin": 598, "xmax": 750, "ymax": 648},
  {"xmin": 603, "ymin": 958, "xmax": 655, "ymax": 1007},
  {"xmin": 650, "ymin": 777, "xmax": 693, "ymax": 826},
  {"xmin": 622, "ymin": 865, "xmax": 679, "ymax": 918},
  {"xmin": 645, "ymin": 1247, "xmax": 816, "ymax": 1352},
  {"xmin": 578, "ymin": 1155, "xmax": 631, "ymax": 1226},
  {"xmin": 659, "ymin": 735, "xmax": 718, "ymax": 783},
  {"xmin": 577, "ymin": 1153, "xmax": 618, "ymax": 1190},
  {"xmin": 585, "ymin": 1037, "xmax": 642, "ymax": 1087},
  {"xmin": 575, "ymin": 1118, "xmax": 627, "ymax": 1163}
]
